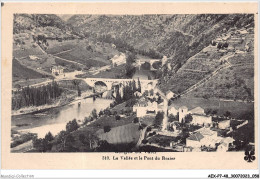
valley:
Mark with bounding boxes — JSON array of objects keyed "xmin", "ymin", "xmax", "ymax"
[{"xmin": 11, "ymin": 14, "xmax": 255, "ymax": 153}]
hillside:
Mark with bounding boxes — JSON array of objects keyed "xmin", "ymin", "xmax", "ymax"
[
  {"xmin": 12, "ymin": 14, "xmax": 255, "ymax": 101},
  {"xmin": 66, "ymin": 14, "xmax": 254, "ymax": 100}
]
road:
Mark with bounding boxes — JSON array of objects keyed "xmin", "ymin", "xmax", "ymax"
[{"xmin": 155, "ymin": 87, "xmax": 168, "ymax": 131}]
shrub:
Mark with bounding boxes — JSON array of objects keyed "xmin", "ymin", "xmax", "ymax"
[
  {"xmin": 142, "ymin": 139, "xmax": 148, "ymax": 144},
  {"xmin": 104, "ymin": 126, "xmax": 111, "ymax": 133},
  {"xmin": 147, "ymin": 126, "xmax": 152, "ymax": 132},
  {"xmin": 133, "ymin": 117, "xmax": 139, "ymax": 123},
  {"xmin": 115, "ymin": 115, "xmax": 121, "ymax": 121}
]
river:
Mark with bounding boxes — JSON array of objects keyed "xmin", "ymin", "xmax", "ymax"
[{"xmin": 12, "ymin": 98, "xmax": 113, "ymax": 138}]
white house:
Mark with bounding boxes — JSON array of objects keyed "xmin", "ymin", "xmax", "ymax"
[
  {"xmin": 189, "ymin": 107, "xmax": 205, "ymax": 115},
  {"xmin": 217, "ymin": 137, "xmax": 235, "ymax": 152},
  {"xmin": 133, "ymin": 98, "xmax": 158, "ymax": 117},
  {"xmin": 168, "ymin": 104, "xmax": 178, "ymax": 116},
  {"xmin": 191, "ymin": 114, "xmax": 212, "ymax": 126},
  {"xmin": 111, "ymin": 53, "xmax": 126, "ymax": 67},
  {"xmin": 218, "ymin": 120, "xmax": 230, "ymax": 129},
  {"xmin": 186, "ymin": 127, "xmax": 220, "ymax": 149},
  {"xmin": 179, "ymin": 106, "xmax": 189, "ymax": 123},
  {"xmin": 29, "ymin": 55, "xmax": 39, "ymax": 61},
  {"xmin": 51, "ymin": 66, "xmax": 64, "ymax": 75},
  {"xmin": 166, "ymin": 90, "xmax": 175, "ymax": 100}
]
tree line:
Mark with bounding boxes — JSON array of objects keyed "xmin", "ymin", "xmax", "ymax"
[
  {"xmin": 114, "ymin": 79, "xmax": 141, "ymax": 105},
  {"xmin": 12, "ymin": 81, "xmax": 63, "ymax": 110}
]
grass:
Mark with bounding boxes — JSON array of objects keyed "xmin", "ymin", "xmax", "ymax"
[
  {"xmin": 96, "ymin": 123, "xmax": 140, "ymax": 144},
  {"xmin": 170, "ymin": 97, "xmax": 254, "ymax": 119},
  {"xmin": 45, "ymin": 40, "xmax": 77, "ymax": 54},
  {"xmin": 12, "ymin": 58, "xmax": 44, "ymax": 82},
  {"xmin": 147, "ymin": 134, "xmax": 178, "ymax": 147}
]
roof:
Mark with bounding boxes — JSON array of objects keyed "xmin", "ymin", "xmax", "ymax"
[
  {"xmin": 218, "ymin": 120, "xmax": 230, "ymax": 124},
  {"xmin": 166, "ymin": 90, "xmax": 174, "ymax": 95},
  {"xmin": 187, "ymin": 132, "xmax": 204, "ymax": 141},
  {"xmin": 195, "ymin": 127, "xmax": 216, "ymax": 136},
  {"xmin": 189, "ymin": 107, "xmax": 204, "ymax": 114},
  {"xmin": 134, "ymin": 97, "xmax": 148, "ymax": 107},
  {"xmin": 191, "ymin": 113, "xmax": 211, "ymax": 118},
  {"xmin": 179, "ymin": 106, "xmax": 188, "ymax": 110},
  {"xmin": 221, "ymin": 137, "xmax": 234, "ymax": 144}
]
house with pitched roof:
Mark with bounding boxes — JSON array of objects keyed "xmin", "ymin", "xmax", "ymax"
[
  {"xmin": 133, "ymin": 97, "xmax": 158, "ymax": 117},
  {"xmin": 186, "ymin": 127, "xmax": 221, "ymax": 148},
  {"xmin": 166, "ymin": 90, "xmax": 175, "ymax": 100}
]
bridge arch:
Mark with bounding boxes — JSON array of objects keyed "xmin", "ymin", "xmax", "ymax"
[{"xmin": 94, "ymin": 81, "xmax": 108, "ymax": 92}]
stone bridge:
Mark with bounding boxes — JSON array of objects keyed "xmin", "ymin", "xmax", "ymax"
[
  {"xmin": 83, "ymin": 78, "xmax": 158, "ymax": 93},
  {"xmin": 136, "ymin": 56, "xmax": 167, "ymax": 70}
]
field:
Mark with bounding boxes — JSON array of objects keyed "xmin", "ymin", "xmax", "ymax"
[
  {"xmin": 96, "ymin": 123, "xmax": 140, "ymax": 144},
  {"xmin": 12, "ymin": 58, "xmax": 44, "ymax": 82},
  {"xmin": 170, "ymin": 97, "xmax": 254, "ymax": 119},
  {"xmin": 45, "ymin": 39, "xmax": 78, "ymax": 54},
  {"xmin": 55, "ymin": 40, "xmax": 118, "ymax": 68},
  {"xmin": 147, "ymin": 134, "xmax": 178, "ymax": 147}
]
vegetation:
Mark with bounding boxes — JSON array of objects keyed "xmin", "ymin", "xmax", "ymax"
[{"xmin": 12, "ymin": 81, "xmax": 63, "ymax": 110}]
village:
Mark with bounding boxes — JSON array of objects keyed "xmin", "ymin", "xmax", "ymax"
[{"xmin": 11, "ymin": 14, "xmax": 255, "ymax": 153}]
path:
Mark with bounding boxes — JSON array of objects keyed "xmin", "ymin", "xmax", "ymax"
[{"xmin": 155, "ymin": 87, "xmax": 168, "ymax": 131}]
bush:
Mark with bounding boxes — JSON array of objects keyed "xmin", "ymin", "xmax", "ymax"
[
  {"xmin": 115, "ymin": 115, "xmax": 121, "ymax": 121},
  {"xmin": 142, "ymin": 139, "xmax": 148, "ymax": 144},
  {"xmin": 104, "ymin": 126, "xmax": 111, "ymax": 133},
  {"xmin": 147, "ymin": 126, "xmax": 152, "ymax": 132},
  {"xmin": 133, "ymin": 117, "xmax": 139, "ymax": 123},
  {"xmin": 66, "ymin": 119, "xmax": 79, "ymax": 133}
]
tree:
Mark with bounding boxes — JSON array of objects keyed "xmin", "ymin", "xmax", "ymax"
[
  {"xmin": 154, "ymin": 112, "xmax": 164, "ymax": 127},
  {"xmin": 44, "ymin": 132, "xmax": 54, "ymax": 142},
  {"xmin": 99, "ymin": 110, "xmax": 104, "ymax": 117},
  {"xmin": 66, "ymin": 119, "xmax": 79, "ymax": 133},
  {"xmin": 133, "ymin": 117, "xmax": 139, "ymax": 123},
  {"xmin": 184, "ymin": 114, "xmax": 193, "ymax": 123},
  {"xmin": 104, "ymin": 126, "xmax": 111, "ymax": 133},
  {"xmin": 79, "ymin": 134, "xmax": 86, "ymax": 144},
  {"xmin": 224, "ymin": 111, "xmax": 231, "ymax": 118},
  {"xmin": 91, "ymin": 109, "xmax": 98, "ymax": 119},
  {"xmin": 137, "ymin": 78, "xmax": 141, "ymax": 93},
  {"xmin": 115, "ymin": 115, "xmax": 121, "ymax": 121}
]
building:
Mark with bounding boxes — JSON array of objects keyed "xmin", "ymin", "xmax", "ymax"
[
  {"xmin": 166, "ymin": 90, "xmax": 175, "ymax": 100},
  {"xmin": 217, "ymin": 137, "xmax": 235, "ymax": 152},
  {"xmin": 218, "ymin": 120, "xmax": 230, "ymax": 129},
  {"xmin": 186, "ymin": 127, "xmax": 220, "ymax": 149},
  {"xmin": 168, "ymin": 104, "xmax": 178, "ymax": 116},
  {"xmin": 189, "ymin": 107, "xmax": 205, "ymax": 115},
  {"xmin": 110, "ymin": 53, "xmax": 126, "ymax": 67},
  {"xmin": 179, "ymin": 106, "xmax": 189, "ymax": 123},
  {"xmin": 191, "ymin": 114, "xmax": 212, "ymax": 126},
  {"xmin": 51, "ymin": 66, "xmax": 64, "ymax": 75},
  {"xmin": 133, "ymin": 97, "xmax": 158, "ymax": 117},
  {"xmin": 29, "ymin": 55, "xmax": 39, "ymax": 61},
  {"xmin": 162, "ymin": 56, "xmax": 168, "ymax": 66}
]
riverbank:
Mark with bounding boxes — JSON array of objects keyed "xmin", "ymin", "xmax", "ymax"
[{"xmin": 12, "ymin": 91, "xmax": 94, "ymax": 116}]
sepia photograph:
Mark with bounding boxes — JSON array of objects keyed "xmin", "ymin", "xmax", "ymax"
[
  {"xmin": 1, "ymin": 2, "xmax": 258, "ymax": 171},
  {"xmin": 10, "ymin": 13, "xmax": 255, "ymax": 153}
]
